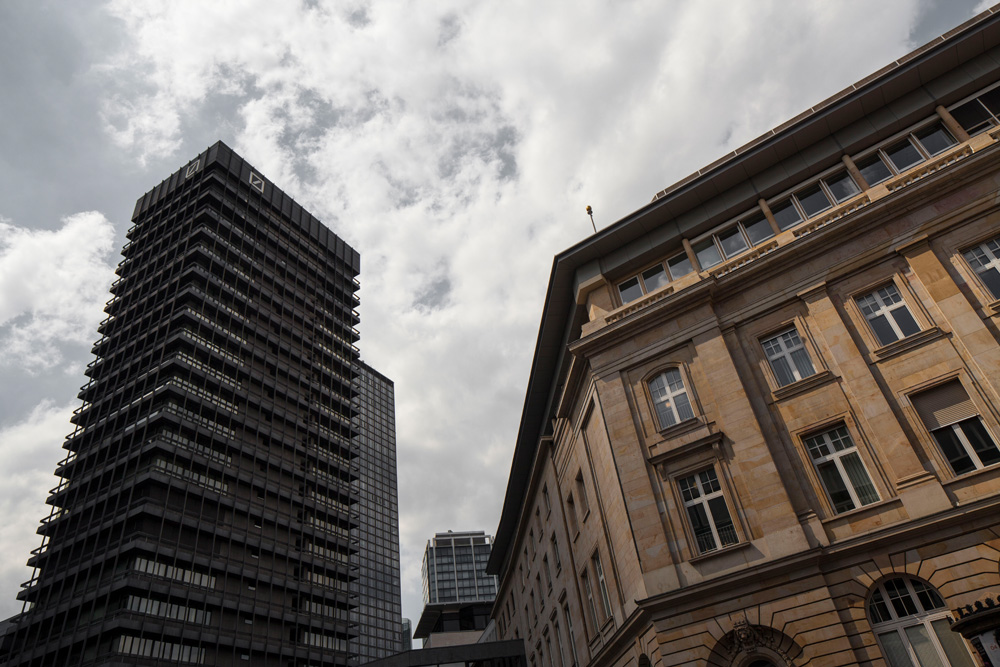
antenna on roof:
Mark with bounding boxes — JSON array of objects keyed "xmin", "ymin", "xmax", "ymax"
[{"xmin": 586, "ymin": 205, "xmax": 597, "ymax": 234}]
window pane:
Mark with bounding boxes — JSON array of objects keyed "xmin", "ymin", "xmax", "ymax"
[
  {"xmin": 641, "ymin": 265, "xmax": 669, "ymax": 292},
  {"xmin": 841, "ymin": 452, "xmax": 879, "ymax": 506},
  {"xmin": 915, "ymin": 124, "xmax": 957, "ymax": 156},
  {"xmin": 963, "ymin": 243, "xmax": 1000, "ymax": 298},
  {"xmin": 789, "ymin": 348, "xmax": 815, "ymax": 379},
  {"xmin": 717, "ymin": 226, "xmax": 748, "ymax": 258},
  {"xmin": 889, "ymin": 306, "xmax": 920, "ymax": 338},
  {"xmin": 885, "ymin": 139, "xmax": 924, "ymax": 172},
  {"xmin": 667, "ymin": 253, "xmax": 694, "ymax": 279},
  {"xmin": 694, "ymin": 239, "xmax": 723, "ymax": 269},
  {"xmin": 654, "ymin": 401, "xmax": 676, "ymax": 428},
  {"xmin": 981, "ymin": 87, "xmax": 1000, "ymax": 115},
  {"xmin": 869, "ymin": 314, "xmax": 900, "ymax": 346},
  {"xmin": 795, "ymin": 184, "xmax": 832, "ymax": 218},
  {"xmin": 673, "ymin": 392, "xmax": 694, "ymax": 422},
  {"xmin": 858, "ymin": 154, "xmax": 893, "ymax": 185},
  {"xmin": 885, "ymin": 578, "xmax": 920, "ymax": 617},
  {"xmin": 686, "ymin": 504, "xmax": 716, "ymax": 553},
  {"xmin": 817, "ymin": 461, "xmax": 855, "ymax": 513},
  {"xmin": 770, "ymin": 200, "xmax": 802, "ymax": 230},
  {"xmin": 930, "ymin": 618, "xmax": 975, "ymax": 667},
  {"xmin": 869, "ymin": 590, "xmax": 893, "ymax": 625},
  {"xmin": 878, "ymin": 631, "xmax": 917, "ymax": 667},
  {"xmin": 903, "ymin": 624, "xmax": 944, "ymax": 667},
  {"xmin": 770, "ymin": 356, "xmax": 795, "ymax": 387},
  {"xmin": 619, "ymin": 277, "xmax": 643, "ymax": 304},
  {"xmin": 825, "ymin": 171, "xmax": 860, "ymax": 203},
  {"xmin": 707, "ymin": 496, "xmax": 738, "ymax": 547},
  {"xmin": 933, "ymin": 427, "xmax": 976, "ymax": 475},
  {"xmin": 951, "ymin": 100, "xmax": 994, "ymax": 135},
  {"xmin": 959, "ymin": 418, "xmax": 1000, "ymax": 466},
  {"xmin": 742, "ymin": 214, "xmax": 773, "ymax": 245}
]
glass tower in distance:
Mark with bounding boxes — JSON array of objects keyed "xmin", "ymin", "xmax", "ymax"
[
  {"xmin": 1, "ymin": 142, "xmax": 362, "ymax": 666},
  {"xmin": 351, "ymin": 362, "xmax": 403, "ymax": 661},
  {"xmin": 421, "ymin": 532, "xmax": 498, "ymax": 605}
]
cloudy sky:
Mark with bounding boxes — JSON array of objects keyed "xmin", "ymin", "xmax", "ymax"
[{"xmin": 0, "ymin": 0, "xmax": 990, "ymax": 635}]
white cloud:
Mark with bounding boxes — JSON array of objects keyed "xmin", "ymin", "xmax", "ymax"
[
  {"xmin": 0, "ymin": 400, "xmax": 76, "ymax": 619},
  {"xmin": 0, "ymin": 212, "xmax": 117, "ymax": 373}
]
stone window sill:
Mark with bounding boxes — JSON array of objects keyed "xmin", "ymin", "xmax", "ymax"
[
  {"xmin": 688, "ymin": 540, "xmax": 752, "ymax": 564},
  {"xmin": 771, "ymin": 369, "xmax": 837, "ymax": 401},
  {"xmin": 819, "ymin": 496, "xmax": 901, "ymax": 526},
  {"xmin": 871, "ymin": 326, "xmax": 946, "ymax": 362}
]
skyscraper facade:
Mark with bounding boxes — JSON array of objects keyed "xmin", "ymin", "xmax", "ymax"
[
  {"xmin": 1, "ymin": 142, "xmax": 362, "ymax": 666},
  {"xmin": 351, "ymin": 361, "xmax": 404, "ymax": 662},
  {"xmin": 422, "ymin": 531, "xmax": 497, "ymax": 606}
]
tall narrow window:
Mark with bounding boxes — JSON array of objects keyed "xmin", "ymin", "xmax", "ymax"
[
  {"xmin": 563, "ymin": 604, "xmax": 581, "ymax": 667},
  {"xmin": 761, "ymin": 327, "xmax": 815, "ymax": 387},
  {"xmin": 591, "ymin": 552, "xmax": 612, "ymax": 620},
  {"xmin": 542, "ymin": 485, "xmax": 552, "ymax": 513},
  {"xmin": 855, "ymin": 283, "xmax": 920, "ymax": 346},
  {"xmin": 868, "ymin": 576, "xmax": 975, "ymax": 667},
  {"xmin": 553, "ymin": 618, "xmax": 567, "ymax": 667},
  {"xmin": 565, "ymin": 495, "xmax": 579, "ymax": 536},
  {"xmin": 804, "ymin": 425, "xmax": 879, "ymax": 513},
  {"xmin": 677, "ymin": 468, "xmax": 738, "ymax": 554},
  {"xmin": 648, "ymin": 368, "xmax": 694, "ymax": 429},
  {"xmin": 543, "ymin": 555, "xmax": 552, "ymax": 590},
  {"xmin": 581, "ymin": 571, "xmax": 598, "ymax": 633},
  {"xmin": 550, "ymin": 534, "xmax": 562, "ymax": 570},
  {"xmin": 962, "ymin": 234, "xmax": 1000, "ymax": 299},
  {"xmin": 574, "ymin": 471, "xmax": 590, "ymax": 518},
  {"xmin": 912, "ymin": 381, "xmax": 1000, "ymax": 475}
]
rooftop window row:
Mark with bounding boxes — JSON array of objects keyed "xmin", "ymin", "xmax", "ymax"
[{"xmin": 616, "ymin": 83, "xmax": 1000, "ymax": 307}]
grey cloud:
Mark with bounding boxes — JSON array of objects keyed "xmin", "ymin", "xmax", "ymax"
[{"xmin": 412, "ymin": 275, "xmax": 453, "ymax": 313}]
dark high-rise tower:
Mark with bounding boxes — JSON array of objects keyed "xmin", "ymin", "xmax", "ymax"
[
  {"xmin": 351, "ymin": 362, "xmax": 403, "ymax": 662},
  {"xmin": 2, "ymin": 142, "xmax": 362, "ymax": 666}
]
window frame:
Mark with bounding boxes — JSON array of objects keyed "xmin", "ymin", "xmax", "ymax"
[
  {"xmin": 867, "ymin": 575, "xmax": 975, "ymax": 667},
  {"xmin": 616, "ymin": 250, "xmax": 693, "ymax": 305},
  {"xmin": 675, "ymin": 466, "xmax": 740, "ymax": 555},
  {"xmin": 760, "ymin": 325, "xmax": 817, "ymax": 388},
  {"xmin": 949, "ymin": 83, "xmax": 1000, "ymax": 136},
  {"xmin": 852, "ymin": 120, "xmax": 958, "ymax": 188},
  {"xmin": 852, "ymin": 279, "xmax": 924, "ymax": 348},
  {"xmin": 961, "ymin": 232, "xmax": 1000, "ymax": 302},
  {"xmin": 802, "ymin": 423, "xmax": 881, "ymax": 515},
  {"xmin": 908, "ymin": 377, "xmax": 1000, "ymax": 477},
  {"xmin": 591, "ymin": 550, "xmax": 613, "ymax": 621},
  {"xmin": 646, "ymin": 366, "xmax": 696, "ymax": 431}
]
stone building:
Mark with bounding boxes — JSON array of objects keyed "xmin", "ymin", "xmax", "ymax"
[{"xmin": 487, "ymin": 10, "xmax": 1000, "ymax": 667}]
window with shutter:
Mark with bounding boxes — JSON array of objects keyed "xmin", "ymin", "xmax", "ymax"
[{"xmin": 912, "ymin": 381, "xmax": 1000, "ymax": 475}]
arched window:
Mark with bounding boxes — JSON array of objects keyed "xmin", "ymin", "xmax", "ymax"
[
  {"xmin": 648, "ymin": 368, "xmax": 694, "ymax": 429},
  {"xmin": 868, "ymin": 576, "xmax": 975, "ymax": 667}
]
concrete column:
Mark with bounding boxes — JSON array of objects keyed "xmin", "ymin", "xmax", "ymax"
[
  {"xmin": 681, "ymin": 238, "xmax": 700, "ymax": 273},
  {"xmin": 758, "ymin": 199, "xmax": 782, "ymax": 236},
  {"xmin": 841, "ymin": 155, "xmax": 869, "ymax": 190},
  {"xmin": 937, "ymin": 105, "xmax": 971, "ymax": 143}
]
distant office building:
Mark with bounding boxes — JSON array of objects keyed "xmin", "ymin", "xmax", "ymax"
[
  {"xmin": 401, "ymin": 619, "xmax": 413, "ymax": 651},
  {"xmin": 0, "ymin": 142, "xmax": 362, "ymax": 665},
  {"xmin": 416, "ymin": 531, "xmax": 497, "ymax": 647},
  {"xmin": 422, "ymin": 531, "xmax": 497, "ymax": 605},
  {"xmin": 352, "ymin": 361, "xmax": 404, "ymax": 661}
]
